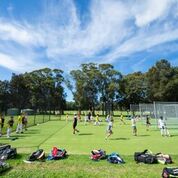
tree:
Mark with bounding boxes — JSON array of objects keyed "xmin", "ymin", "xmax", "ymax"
[
  {"xmin": 121, "ymin": 72, "xmax": 148, "ymax": 108},
  {"xmin": 10, "ymin": 73, "xmax": 31, "ymax": 109},
  {"xmin": 98, "ymin": 64, "xmax": 122, "ymax": 115},
  {"xmin": 70, "ymin": 63, "xmax": 99, "ymax": 114},
  {"xmin": 146, "ymin": 59, "xmax": 175, "ymax": 101},
  {"xmin": 0, "ymin": 80, "xmax": 10, "ymax": 112},
  {"xmin": 25, "ymin": 68, "xmax": 65, "ymax": 114}
]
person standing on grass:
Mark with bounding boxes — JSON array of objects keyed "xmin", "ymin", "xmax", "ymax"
[
  {"xmin": 94, "ymin": 113, "xmax": 100, "ymax": 126},
  {"xmin": 131, "ymin": 115, "xmax": 137, "ymax": 136},
  {"xmin": 73, "ymin": 113, "xmax": 79, "ymax": 134},
  {"xmin": 146, "ymin": 115, "xmax": 151, "ymax": 131},
  {"xmin": 119, "ymin": 113, "xmax": 126, "ymax": 124},
  {"xmin": 106, "ymin": 114, "xmax": 111, "ymax": 122},
  {"xmin": 105, "ymin": 117, "xmax": 114, "ymax": 139},
  {"xmin": 158, "ymin": 116, "xmax": 170, "ymax": 137},
  {"xmin": 16, "ymin": 113, "xmax": 23, "ymax": 134},
  {"xmin": 7, "ymin": 116, "xmax": 14, "ymax": 138},
  {"xmin": 23, "ymin": 113, "xmax": 28, "ymax": 131}
]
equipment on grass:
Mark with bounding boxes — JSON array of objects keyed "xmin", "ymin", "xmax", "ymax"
[
  {"xmin": 47, "ymin": 147, "xmax": 67, "ymax": 160},
  {"xmin": 0, "ymin": 161, "xmax": 10, "ymax": 173},
  {"xmin": 162, "ymin": 167, "xmax": 178, "ymax": 178},
  {"xmin": 27, "ymin": 149, "xmax": 45, "ymax": 162},
  {"xmin": 156, "ymin": 153, "xmax": 173, "ymax": 165},
  {"xmin": 134, "ymin": 150, "xmax": 157, "ymax": 164},
  {"xmin": 90, "ymin": 149, "xmax": 106, "ymax": 161},
  {"xmin": 107, "ymin": 152, "xmax": 125, "ymax": 164},
  {"xmin": 0, "ymin": 145, "xmax": 17, "ymax": 161}
]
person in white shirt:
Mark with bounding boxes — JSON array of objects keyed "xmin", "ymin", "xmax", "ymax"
[
  {"xmin": 158, "ymin": 116, "xmax": 170, "ymax": 137},
  {"xmin": 131, "ymin": 115, "xmax": 137, "ymax": 136},
  {"xmin": 105, "ymin": 117, "xmax": 113, "ymax": 139}
]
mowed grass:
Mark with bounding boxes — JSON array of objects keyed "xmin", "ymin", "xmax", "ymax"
[{"xmin": 1, "ymin": 116, "xmax": 178, "ymax": 178}]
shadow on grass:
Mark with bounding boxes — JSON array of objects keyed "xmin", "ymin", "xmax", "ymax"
[
  {"xmin": 0, "ymin": 167, "xmax": 13, "ymax": 176},
  {"xmin": 78, "ymin": 133, "xmax": 93, "ymax": 136},
  {"xmin": 170, "ymin": 134, "xmax": 178, "ymax": 137},
  {"xmin": 110, "ymin": 137, "xmax": 129, "ymax": 140},
  {"xmin": 137, "ymin": 135, "xmax": 150, "ymax": 137}
]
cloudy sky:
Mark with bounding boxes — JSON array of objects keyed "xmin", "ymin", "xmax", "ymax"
[{"xmin": 0, "ymin": 0, "xmax": 178, "ymax": 100}]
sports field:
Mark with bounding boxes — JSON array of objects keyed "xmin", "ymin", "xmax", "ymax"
[{"xmin": 1, "ymin": 116, "xmax": 178, "ymax": 178}]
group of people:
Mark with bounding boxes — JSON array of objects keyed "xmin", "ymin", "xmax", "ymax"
[
  {"xmin": 71, "ymin": 111, "xmax": 171, "ymax": 139},
  {"xmin": 0, "ymin": 113, "xmax": 28, "ymax": 138}
]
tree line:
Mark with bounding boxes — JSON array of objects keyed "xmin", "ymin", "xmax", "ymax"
[{"xmin": 0, "ymin": 59, "xmax": 178, "ymax": 114}]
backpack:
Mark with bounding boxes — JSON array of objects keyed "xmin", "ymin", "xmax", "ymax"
[
  {"xmin": 156, "ymin": 153, "xmax": 173, "ymax": 164},
  {"xmin": 162, "ymin": 167, "xmax": 178, "ymax": 178},
  {"xmin": 0, "ymin": 161, "xmax": 10, "ymax": 173},
  {"xmin": 47, "ymin": 147, "xmax": 67, "ymax": 160},
  {"xmin": 134, "ymin": 150, "xmax": 157, "ymax": 164},
  {"xmin": 0, "ymin": 145, "xmax": 17, "ymax": 161},
  {"xmin": 90, "ymin": 149, "xmax": 106, "ymax": 161},
  {"xmin": 107, "ymin": 152, "xmax": 125, "ymax": 164},
  {"xmin": 27, "ymin": 149, "xmax": 45, "ymax": 161}
]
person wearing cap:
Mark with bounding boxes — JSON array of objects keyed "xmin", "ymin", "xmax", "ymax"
[{"xmin": 73, "ymin": 113, "xmax": 79, "ymax": 134}]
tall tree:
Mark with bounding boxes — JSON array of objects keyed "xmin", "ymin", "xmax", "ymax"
[
  {"xmin": 10, "ymin": 73, "xmax": 31, "ymax": 109},
  {"xmin": 0, "ymin": 80, "xmax": 10, "ymax": 112},
  {"xmin": 70, "ymin": 63, "xmax": 99, "ymax": 114},
  {"xmin": 121, "ymin": 72, "xmax": 148, "ymax": 108},
  {"xmin": 146, "ymin": 59, "xmax": 175, "ymax": 101},
  {"xmin": 98, "ymin": 64, "xmax": 122, "ymax": 115}
]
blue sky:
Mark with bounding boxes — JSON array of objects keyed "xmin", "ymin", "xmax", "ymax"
[{"xmin": 0, "ymin": 0, "xmax": 178, "ymax": 101}]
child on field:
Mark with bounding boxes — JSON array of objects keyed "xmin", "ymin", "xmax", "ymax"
[
  {"xmin": 16, "ymin": 113, "xmax": 24, "ymax": 134},
  {"xmin": 131, "ymin": 115, "xmax": 137, "ymax": 136},
  {"xmin": 7, "ymin": 116, "xmax": 14, "ymax": 138},
  {"xmin": 105, "ymin": 117, "xmax": 113, "ymax": 139},
  {"xmin": 23, "ymin": 114, "xmax": 28, "ymax": 131},
  {"xmin": 73, "ymin": 113, "xmax": 79, "ymax": 134},
  {"xmin": 106, "ymin": 114, "xmax": 111, "ymax": 122},
  {"xmin": 94, "ymin": 113, "xmax": 100, "ymax": 126},
  {"xmin": 119, "ymin": 113, "xmax": 126, "ymax": 124},
  {"xmin": 146, "ymin": 115, "xmax": 151, "ymax": 131},
  {"xmin": 158, "ymin": 116, "xmax": 170, "ymax": 137}
]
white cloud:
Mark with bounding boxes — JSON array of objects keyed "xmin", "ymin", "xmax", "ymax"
[
  {"xmin": 132, "ymin": 0, "xmax": 172, "ymax": 27},
  {"xmin": 0, "ymin": 0, "xmax": 178, "ymax": 73}
]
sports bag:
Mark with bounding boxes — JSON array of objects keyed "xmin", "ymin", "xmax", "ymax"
[
  {"xmin": 107, "ymin": 152, "xmax": 125, "ymax": 164},
  {"xmin": 27, "ymin": 149, "xmax": 45, "ymax": 161},
  {"xmin": 0, "ymin": 161, "xmax": 10, "ymax": 173},
  {"xmin": 90, "ymin": 149, "xmax": 106, "ymax": 161},
  {"xmin": 47, "ymin": 147, "xmax": 67, "ymax": 160},
  {"xmin": 162, "ymin": 167, "xmax": 178, "ymax": 178},
  {"xmin": 156, "ymin": 153, "xmax": 173, "ymax": 164},
  {"xmin": 0, "ymin": 145, "xmax": 17, "ymax": 161},
  {"xmin": 134, "ymin": 150, "xmax": 157, "ymax": 164}
]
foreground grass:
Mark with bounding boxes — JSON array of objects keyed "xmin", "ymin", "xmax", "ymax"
[
  {"xmin": 2, "ymin": 154, "xmax": 178, "ymax": 178},
  {"xmin": 0, "ymin": 117, "xmax": 178, "ymax": 177}
]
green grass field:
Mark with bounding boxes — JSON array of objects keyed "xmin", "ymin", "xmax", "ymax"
[{"xmin": 0, "ymin": 116, "xmax": 178, "ymax": 177}]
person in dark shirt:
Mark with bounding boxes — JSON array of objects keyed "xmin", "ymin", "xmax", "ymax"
[
  {"xmin": 146, "ymin": 115, "xmax": 151, "ymax": 131},
  {"xmin": 7, "ymin": 116, "xmax": 14, "ymax": 138},
  {"xmin": 73, "ymin": 113, "xmax": 79, "ymax": 134}
]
